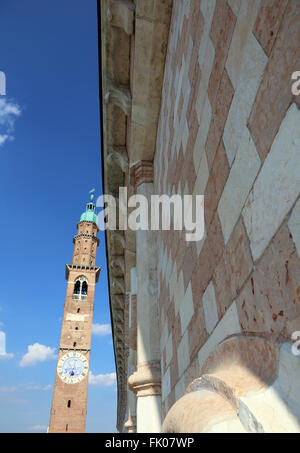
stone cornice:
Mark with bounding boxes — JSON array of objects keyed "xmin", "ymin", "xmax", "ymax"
[
  {"xmin": 76, "ymin": 220, "xmax": 99, "ymax": 232},
  {"xmin": 73, "ymin": 233, "xmax": 99, "ymax": 246},
  {"xmin": 99, "ymin": 0, "xmax": 173, "ymax": 432},
  {"xmin": 65, "ymin": 264, "xmax": 101, "ymax": 282}
]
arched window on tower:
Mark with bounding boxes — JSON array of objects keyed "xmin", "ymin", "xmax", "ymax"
[
  {"xmin": 82, "ymin": 281, "xmax": 88, "ymax": 295},
  {"xmin": 72, "ymin": 277, "xmax": 88, "ymax": 301},
  {"xmin": 74, "ymin": 280, "xmax": 81, "ymax": 295}
]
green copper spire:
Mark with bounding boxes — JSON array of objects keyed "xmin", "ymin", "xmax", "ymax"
[
  {"xmin": 79, "ymin": 188, "xmax": 98, "ymax": 225},
  {"xmin": 89, "ymin": 188, "xmax": 95, "ymax": 202}
]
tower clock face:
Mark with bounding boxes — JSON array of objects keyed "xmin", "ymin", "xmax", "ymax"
[{"xmin": 57, "ymin": 351, "xmax": 89, "ymax": 384}]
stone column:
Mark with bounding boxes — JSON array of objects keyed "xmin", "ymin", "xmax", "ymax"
[
  {"xmin": 128, "ymin": 161, "xmax": 161, "ymax": 433},
  {"xmin": 125, "ymin": 268, "xmax": 137, "ymax": 433}
]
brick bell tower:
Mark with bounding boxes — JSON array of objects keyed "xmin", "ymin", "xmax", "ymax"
[{"xmin": 49, "ymin": 190, "xmax": 100, "ymax": 433}]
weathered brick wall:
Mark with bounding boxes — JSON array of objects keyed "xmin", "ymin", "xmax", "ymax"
[{"xmin": 154, "ymin": 0, "xmax": 300, "ymax": 421}]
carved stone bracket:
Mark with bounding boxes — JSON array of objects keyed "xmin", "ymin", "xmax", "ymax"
[
  {"xmin": 128, "ymin": 361, "xmax": 161, "ymax": 397},
  {"xmin": 107, "ymin": 146, "xmax": 129, "ymax": 173},
  {"xmin": 115, "ymin": 324, "xmax": 124, "ymax": 335},
  {"xmin": 111, "ymin": 256, "xmax": 125, "ymax": 274},
  {"xmin": 114, "ymin": 309, "xmax": 124, "ymax": 323},
  {"xmin": 112, "ymin": 294, "xmax": 125, "ymax": 310},
  {"xmin": 104, "ymin": 84, "xmax": 132, "ymax": 116},
  {"xmin": 107, "ymin": 0, "xmax": 135, "ymax": 35},
  {"xmin": 116, "ymin": 343, "xmax": 124, "ymax": 354},
  {"xmin": 112, "ymin": 276, "xmax": 125, "ymax": 294},
  {"xmin": 110, "ymin": 232, "xmax": 126, "ymax": 249}
]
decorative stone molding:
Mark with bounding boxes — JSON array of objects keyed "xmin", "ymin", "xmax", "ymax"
[
  {"xmin": 73, "ymin": 233, "xmax": 99, "ymax": 245},
  {"xmin": 112, "ymin": 276, "xmax": 125, "ymax": 294},
  {"xmin": 107, "ymin": 147, "xmax": 129, "ymax": 173},
  {"xmin": 110, "ymin": 232, "xmax": 126, "ymax": 249},
  {"xmin": 65, "ymin": 264, "xmax": 101, "ymax": 282},
  {"xmin": 111, "ymin": 294, "xmax": 125, "ymax": 310},
  {"xmin": 107, "ymin": 0, "xmax": 135, "ymax": 35},
  {"xmin": 115, "ymin": 324, "xmax": 124, "ymax": 334},
  {"xmin": 116, "ymin": 351, "xmax": 124, "ymax": 364},
  {"xmin": 111, "ymin": 256, "xmax": 125, "ymax": 274},
  {"xmin": 130, "ymin": 160, "xmax": 154, "ymax": 188},
  {"xmin": 117, "ymin": 360, "xmax": 124, "ymax": 373},
  {"xmin": 114, "ymin": 309, "xmax": 124, "ymax": 323},
  {"xmin": 116, "ymin": 343, "xmax": 124, "ymax": 353},
  {"xmin": 124, "ymin": 415, "xmax": 137, "ymax": 433},
  {"xmin": 117, "ymin": 354, "xmax": 125, "ymax": 364},
  {"xmin": 104, "ymin": 85, "xmax": 132, "ymax": 116},
  {"xmin": 115, "ymin": 352, "xmax": 124, "ymax": 365},
  {"xmin": 128, "ymin": 361, "xmax": 161, "ymax": 397},
  {"xmin": 100, "ymin": 0, "xmax": 173, "ymax": 432}
]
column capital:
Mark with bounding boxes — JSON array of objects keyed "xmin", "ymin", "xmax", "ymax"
[
  {"xmin": 128, "ymin": 361, "xmax": 161, "ymax": 397},
  {"xmin": 130, "ymin": 160, "xmax": 154, "ymax": 189}
]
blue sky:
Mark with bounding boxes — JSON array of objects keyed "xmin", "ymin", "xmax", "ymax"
[{"xmin": 0, "ymin": 0, "xmax": 117, "ymax": 432}]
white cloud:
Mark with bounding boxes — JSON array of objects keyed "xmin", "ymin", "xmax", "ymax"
[
  {"xmin": 0, "ymin": 331, "xmax": 7, "ymax": 353},
  {"xmin": 0, "ymin": 351, "xmax": 12, "ymax": 359},
  {"xmin": 19, "ymin": 343, "xmax": 56, "ymax": 367},
  {"xmin": 0, "ymin": 331, "xmax": 14, "ymax": 359},
  {"xmin": 0, "ymin": 99, "xmax": 20, "ymax": 118},
  {"xmin": 0, "ymin": 352, "xmax": 14, "ymax": 359},
  {"xmin": 88, "ymin": 371, "xmax": 116, "ymax": 387},
  {"xmin": 30, "ymin": 425, "xmax": 48, "ymax": 432},
  {"xmin": 92, "ymin": 323, "xmax": 111, "ymax": 336},
  {"xmin": 0, "ymin": 383, "xmax": 52, "ymax": 392},
  {"xmin": 7, "ymin": 397, "xmax": 27, "ymax": 404},
  {"xmin": 0, "ymin": 134, "xmax": 8, "ymax": 146},
  {"xmin": 0, "ymin": 98, "xmax": 21, "ymax": 147},
  {"xmin": 23, "ymin": 383, "xmax": 52, "ymax": 391},
  {"xmin": 0, "ymin": 385, "xmax": 18, "ymax": 393}
]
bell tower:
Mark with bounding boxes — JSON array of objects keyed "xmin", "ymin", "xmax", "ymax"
[{"xmin": 49, "ymin": 190, "xmax": 100, "ymax": 433}]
